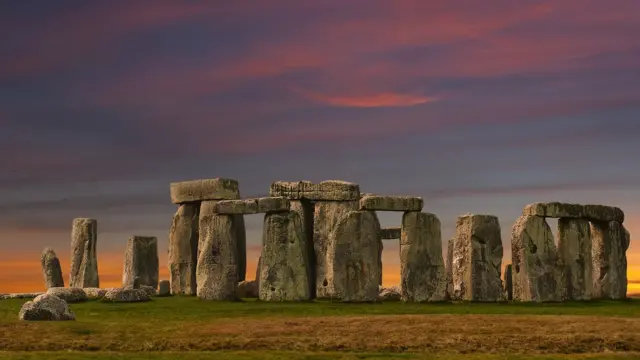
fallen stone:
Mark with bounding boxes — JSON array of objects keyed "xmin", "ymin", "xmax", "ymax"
[
  {"xmin": 103, "ymin": 288, "xmax": 151, "ymax": 302},
  {"xmin": 170, "ymin": 178, "xmax": 240, "ymax": 204},
  {"xmin": 270, "ymin": 180, "xmax": 360, "ymax": 201},
  {"xmin": 591, "ymin": 220, "xmax": 628, "ymax": 299},
  {"xmin": 168, "ymin": 204, "xmax": 199, "ymax": 295},
  {"xmin": 327, "ymin": 210, "xmax": 382, "ymax": 302},
  {"xmin": 46, "ymin": 287, "xmax": 88, "ymax": 303},
  {"xmin": 125, "ymin": 284, "xmax": 156, "ymax": 297},
  {"xmin": 1, "ymin": 292, "xmax": 44, "ymax": 300},
  {"xmin": 522, "ymin": 202, "xmax": 584, "ymax": 218},
  {"xmin": 83, "ymin": 288, "xmax": 110, "ymax": 300},
  {"xmin": 380, "ymin": 227, "xmax": 401, "ymax": 240},
  {"xmin": 557, "ymin": 218, "xmax": 592, "ymax": 300},
  {"xmin": 41, "ymin": 248, "xmax": 64, "ymax": 289},
  {"xmin": 257, "ymin": 197, "xmax": 291, "ymax": 213},
  {"xmin": 197, "ymin": 213, "xmax": 239, "ymax": 301},
  {"xmin": 511, "ymin": 215, "xmax": 563, "ymax": 302},
  {"xmin": 452, "ymin": 214, "xmax": 504, "ymax": 302},
  {"xmin": 123, "ymin": 236, "xmax": 159, "ymax": 289},
  {"xmin": 259, "ymin": 211, "xmax": 311, "ymax": 301},
  {"xmin": 359, "ymin": 195, "xmax": 423, "ymax": 212},
  {"xmin": 237, "ymin": 280, "xmax": 259, "ymax": 298},
  {"xmin": 446, "ymin": 238, "xmax": 454, "ymax": 300},
  {"xmin": 69, "ymin": 218, "xmax": 99, "ymax": 288},
  {"xmin": 583, "ymin": 205, "xmax": 625, "ymax": 223},
  {"xmin": 400, "ymin": 212, "xmax": 447, "ymax": 302},
  {"xmin": 313, "ymin": 200, "xmax": 359, "ymax": 298},
  {"xmin": 378, "ymin": 286, "xmax": 401, "ymax": 301},
  {"xmin": 19, "ymin": 294, "xmax": 76, "ymax": 321},
  {"xmin": 158, "ymin": 280, "xmax": 171, "ymax": 297},
  {"xmin": 212, "ymin": 199, "xmax": 258, "ymax": 214},
  {"xmin": 504, "ymin": 264, "xmax": 513, "ymax": 301}
]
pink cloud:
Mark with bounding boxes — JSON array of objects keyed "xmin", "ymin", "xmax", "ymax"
[{"xmin": 294, "ymin": 88, "xmax": 439, "ymax": 108}]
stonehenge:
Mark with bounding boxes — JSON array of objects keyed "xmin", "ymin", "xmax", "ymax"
[
  {"xmin": 41, "ymin": 248, "xmax": 64, "ymax": 289},
  {"xmin": 69, "ymin": 218, "xmax": 99, "ymax": 288},
  {"xmin": 122, "ymin": 236, "xmax": 159, "ymax": 289}
]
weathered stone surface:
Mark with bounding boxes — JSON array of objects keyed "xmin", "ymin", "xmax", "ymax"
[
  {"xmin": 504, "ymin": 264, "xmax": 513, "ymax": 301},
  {"xmin": 123, "ymin": 236, "xmax": 159, "ymax": 289},
  {"xmin": 360, "ymin": 195, "xmax": 423, "ymax": 212},
  {"xmin": 158, "ymin": 280, "xmax": 171, "ymax": 297},
  {"xmin": 84, "ymin": 288, "xmax": 110, "ymax": 300},
  {"xmin": 1, "ymin": 292, "xmax": 43, "ymax": 300},
  {"xmin": 591, "ymin": 220, "xmax": 628, "ymax": 299},
  {"xmin": 452, "ymin": 214, "xmax": 504, "ymax": 302},
  {"xmin": 19, "ymin": 294, "xmax": 76, "ymax": 321},
  {"xmin": 170, "ymin": 178, "xmax": 240, "ymax": 204},
  {"xmin": 237, "ymin": 280, "xmax": 259, "ymax": 298},
  {"xmin": 103, "ymin": 288, "xmax": 151, "ymax": 302},
  {"xmin": 290, "ymin": 200, "xmax": 315, "ymax": 297},
  {"xmin": 523, "ymin": 202, "xmax": 584, "ymax": 219},
  {"xmin": 378, "ymin": 286, "xmax": 401, "ymax": 301},
  {"xmin": 400, "ymin": 212, "xmax": 447, "ymax": 302},
  {"xmin": 46, "ymin": 287, "xmax": 88, "ymax": 303},
  {"xmin": 257, "ymin": 197, "xmax": 291, "ymax": 213},
  {"xmin": 168, "ymin": 204, "xmax": 199, "ymax": 295},
  {"xmin": 380, "ymin": 227, "xmax": 401, "ymax": 239},
  {"xmin": 326, "ymin": 210, "xmax": 382, "ymax": 302},
  {"xmin": 583, "ymin": 205, "xmax": 625, "ymax": 223},
  {"xmin": 314, "ymin": 201, "xmax": 359, "ymax": 298},
  {"xmin": 270, "ymin": 180, "xmax": 360, "ymax": 201},
  {"xmin": 446, "ymin": 238, "xmax": 454, "ymax": 300},
  {"xmin": 201, "ymin": 201, "xmax": 246, "ymax": 282},
  {"xmin": 197, "ymin": 213, "xmax": 239, "ymax": 301},
  {"xmin": 41, "ymin": 248, "xmax": 64, "ymax": 289},
  {"xmin": 511, "ymin": 215, "xmax": 563, "ymax": 302},
  {"xmin": 125, "ymin": 284, "xmax": 156, "ymax": 297},
  {"xmin": 70, "ymin": 218, "xmax": 99, "ymax": 288},
  {"xmin": 557, "ymin": 218, "xmax": 592, "ymax": 300},
  {"xmin": 213, "ymin": 199, "xmax": 258, "ymax": 214},
  {"xmin": 259, "ymin": 211, "xmax": 311, "ymax": 301}
]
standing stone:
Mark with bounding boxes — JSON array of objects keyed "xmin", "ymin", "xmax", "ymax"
[
  {"xmin": 197, "ymin": 212, "xmax": 238, "ymax": 301},
  {"xmin": 259, "ymin": 211, "xmax": 311, "ymax": 301},
  {"xmin": 69, "ymin": 218, "xmax": 99, "ymax": 288},
  {"xmin": 168, "ymin": 204, "xmax": 199, "ymax": 295},
  {"xmin": 234, "ymin": 215, "xmax": 247, "ymax": 282},
  {"xmin": 290, "ymin": 200, "xmax": 315, "ymax": 297},
  {"xmin": 557, "ymin": 218, "xmax": 592, "ymax": 300},
  {"xmin": 400, "ymin": 212, "xmax": 446, "ymax": 302},
  {"xmin": 445, "ymin": 238, "xmax": 454, "ymax": 299},
  {"xmin": 313, "ymin": 200, "xmax": 359, "ymax": 298},
  {"xmin": 158, "ymin": 280, "xmax": 171, "ymax": 297},
  {"xmin": 504, "ymin": 264, "xmax": 513, "ymax": 300},
  {"xmin": 452, "ymin": 214, "xmax": 503, "ymax": 302},
  {"xmin": 511, "ymin": 215, "xmax": 563, "ymax": 302},
  {"xmin": 591, "ymin": 220, "xmax": 628, "ymax": 299},
  {"xmin": 326, "ymin": 210, "xmax": 382, "ymax": 302},
  {"xmin": 122, "ymin": 236, "xmax": 159, "ymax": 289},
  {"xmin": 41, "ymin": 248, "xmax": 64, "ymax": 289}
]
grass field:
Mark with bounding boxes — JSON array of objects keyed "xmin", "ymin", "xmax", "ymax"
[{"xmin": 1, "ymin": 297, "xmax": 640, "ymax": 359}]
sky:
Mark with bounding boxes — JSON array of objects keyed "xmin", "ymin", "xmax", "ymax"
[{"xmin": 1, "ymin": 0, "xmax": 639, "ymax": 294}]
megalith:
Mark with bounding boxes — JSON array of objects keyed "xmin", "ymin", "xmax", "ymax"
[
  {"xmin": 168, "ymin": 204, "xmax": 199, "ymax": 295},
  {"xmin": 557, "ymin": 218, "xmax": 592, "ymax": 300},
  {"xmin": 196, "ymin": 211, "xmax": 239, "ymax": 301},
  {"xmin": 451, "ymin": 214, "xmax": 503, "ymax": 302},
  {"xmin": 504, "ymin": 264, "xmax": 513, "ymax": 300},
  {"xmin": 591, "ymin": 220, "xmax": 628, "ymax": 299},
  {"xmin": 445, "ymin": 238, "xmax": 454, "ymax": 299},
  {"xmin": 511, "ymin": 215, "xmax": 563, "ymax": 302},
  {"xmin": 400, "ymin": 212, "xmax": 447, "ymax": 302},
  {"xmin": 41, "ymin": 248, "xmax": 64, "ymax": 289},
  {"xmin": 259, "ymin": 211, "xmax": 311, "ymax": 301},
  {"xmin": 326, "ymin": 210, "xmax": 382, "ymax": 302},
  {"xmin": 69, "ymin": 218, "xmax": 99, "ymax": 288},
  {"xmin": 122, "ymin": 236, "xmax": 159, "ymax": 289}
]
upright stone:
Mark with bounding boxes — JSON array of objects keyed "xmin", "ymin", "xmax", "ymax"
[
  {"xmin": 511, "ymin": 215, "xmax": 563, "ymax": 302},
  {"xmin": 445, "ymin": 238, "xmax": 454, "ymax": 299},
  {"xmin": 234, "ymin": 215, "xmax": 247, "ymax": 282},
  {"xmin": 290, "ymin": 200, "xmax": 315, "ymax": 297},
  {"xmin": 557, "ymin": 218, "xmax": 592, "ymax": 300},
  {"xmin": 122, "ymin": 236, "xmax": 159, "ymax": 289},
  {"xmin": 197, "ymin": 212, "xmax": 238, "ymax": 301},
  {"xmin": 168, "ymin": 204, "xmax": 199, "ymax": 295},
  {"xmin": 400, "ymin": 212, "xmax": 447, "ymax": 302},
  {"xmin": 504, "ymin": 264, "xmax": 513, "ymax": 300},
  {"xmin": 451, "ymin": 214, "xmax": 503, "ymax": 302},
  {"xmin": 259, "ymin": 211, "xmax": 311, "ymax": 301},
  {"xmin": 326, "ymin": 210, "xmax": 382, "ymax": 302},
  {"xmin": 69, "ymin": 218, "xmax": 99, "ymax": 288},
  {"xmin": 41, "ymin": 248, "xmax": 64, "ymax": 289},
  {"xmin": 591, "ymin": 220, "xmax": 628, "ymax": 299},
  {"xmin": 313, "ymin": 200, "xmax": 359, "ymax": 298}
]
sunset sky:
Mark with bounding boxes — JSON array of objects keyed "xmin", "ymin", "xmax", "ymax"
[{"xmin": 1, "ymin": 1, "xmax": 639, "ymax": 294}]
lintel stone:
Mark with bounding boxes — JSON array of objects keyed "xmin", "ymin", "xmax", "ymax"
[
  {"xmin": 270, "ymin": 180, "xmax": 360, "ymax": 201},
  {"xmin": 170, "ymin": 178, "xmax": 240, "ymax": 204},
  {"xmin": 522, "ymin": 202, "xmax": 584, "ymax": 218},
  {"xmin": 257, "ymin": 197, "xmax": 291, "ymax": 213},
  {"xmin": 359, "ymin": 195, "xmax": 423, "ymax": 211},
  {"xmin": 380, "ymin": 227, "xmax": 401, "ymax": 239},
  {"xmin": 583, "ymin": 204, "xmax": 624, "ymax": 223},
  {"xmin": 213, "ymin": 199, "xmax": 258, "ymax": 215}
]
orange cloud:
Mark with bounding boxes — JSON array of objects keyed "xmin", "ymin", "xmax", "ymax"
[{"xmin": 296, "ymin": 88, "xmax": 439, "ymax": 108}]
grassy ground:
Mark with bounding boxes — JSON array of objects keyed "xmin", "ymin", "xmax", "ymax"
[{"xmin": 1, "ymin": 297, "xmax": 640, "ymax": 359}]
